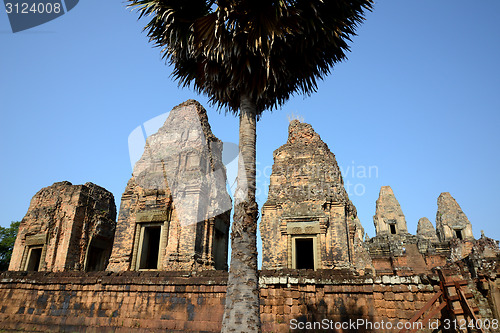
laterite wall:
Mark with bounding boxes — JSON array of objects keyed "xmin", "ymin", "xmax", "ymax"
[{"xmin": 0, "ymin": 270, "xmax": 496, "ymax": 332}]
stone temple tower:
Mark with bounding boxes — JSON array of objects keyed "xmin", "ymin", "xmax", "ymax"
[
  {"xmin": 373, "ymin": 186, "xmax": 409, "ymax": 236},
  {"xmin": 107, "ymin": 100, "xmax": 231, "ymax": 272},
  {"xmin": 416, "ymin": 217, "xmax": 439, "ymax": 242},
  {"xmin": 260, "ymin": 120, "xmax": 371, "ymax": 271},
  {"xmin": 436, "ymin": 192, "xmax": 474, "ymax": 242},
  {"xmin": 9, "ymin": 181, "xmax": 116, "ymax": 272}
]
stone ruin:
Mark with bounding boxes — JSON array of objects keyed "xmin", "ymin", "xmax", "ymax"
[
  {"xmin": 260, "ymin": 120, "xmax": 499, "ymax": 278},
  {"xmin": 417, "ymin": 217, "xmax": 439, "ymax": 242},
  {"xmin": 260, "ymin": 120, "xmax": 372, "ymax": 272},
  {"xmin": 373, "ymin": 186, "xmax": 409, "ymax": 236},
  {"xmin": 436, "ymin": 192, "xmax": 474, "ymax": 242},
  {"xmin": 3, "ymin": 101, "xmax": 499, "ymax": 332},
  {"xmin": 8, "ymin": 181, "xmax": 116, "ymax": 272},
  {"xmin": 7, "ymin": 104, "xmax": 499, "ymax": 278},
  {"xmin": 366, "ymin": 184, "xmax": 497, "ymax": 276},
  {"xmin": 107, "ymin": 100, "xmax": 231, "ymax": 271},
  {"xmin": 8, "ymin": 100, "xmax": 231, "ymax": 273}
]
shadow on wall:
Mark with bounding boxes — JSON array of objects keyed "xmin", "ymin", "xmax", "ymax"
[{"xmin": 293, "ymin": 296, "xmax": 376, "ymax": 333}]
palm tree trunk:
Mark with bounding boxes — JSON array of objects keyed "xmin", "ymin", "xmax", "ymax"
[{"xmin": 221, "ymin": 94, "xmax": 261, "ymax": 333}]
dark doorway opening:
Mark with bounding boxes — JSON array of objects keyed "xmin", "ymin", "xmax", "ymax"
[
  {"xmin": 86, "ymin": 245, "xmax": 106, "ymax": 271},
  {"xmin": 295, "ymin": 238, "xmax": 314, "ymax": 270},
  {"xmin": 455, "ymin": 229, "xmax": 463, "ymax": 240},
  {"xmin": 213, "ymin": 229, "xmax": 227, "ymax": 270},
  {"xmin": 26, "ymin": 247, "xmax": 42, "ymax": 271},
  {"xmin": 390, "ymin": 224, "xmax": 397, "ymax": 235},
  {"xmin": 139, "ymin": 226, "xmax": 161, "ymax": 269}
]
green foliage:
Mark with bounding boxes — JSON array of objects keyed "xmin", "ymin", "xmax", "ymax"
[
  {"xmin": 0, "ymin": 221, "xmax": 20, "ymax": 271},
  {"xmin": 128, "ymin": 0, "xmax": 373, "ymax": 114}
]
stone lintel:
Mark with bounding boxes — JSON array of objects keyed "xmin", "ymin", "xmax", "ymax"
[
  {"xmin": 280, "ymin": 216, "xmax": 329, "ymax": 235},
  {"xmin": 286, "ymin": 221, "xmax": 321, "ymax": 235},
  {"xmin": 25, "ymin": 234, "xmax": 47, "ymax": 246},
  {"xmin": 136, "ymin": 210, "xmax": 170, "ymax": 223}
]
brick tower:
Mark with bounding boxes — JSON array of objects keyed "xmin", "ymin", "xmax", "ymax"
[
  {"xmin": 260, "ymin": 120, "xmax": 371, "ymax": 271},
  {"xmin": 107, "ymin": 100, "xmax": 231, "ymax": 272},
  {"xmin": 9, "ymin": 181, "xmax": 116, "ymax": 272}
]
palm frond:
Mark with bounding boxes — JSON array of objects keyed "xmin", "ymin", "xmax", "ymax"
[{"xmin": 129, "ymin": 0, "xmax": 373, "ymax": 114}]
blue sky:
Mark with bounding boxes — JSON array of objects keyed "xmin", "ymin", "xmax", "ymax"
[{"xmin": 1, "ymin": 1, "xmax": 499, "ymax": 266}]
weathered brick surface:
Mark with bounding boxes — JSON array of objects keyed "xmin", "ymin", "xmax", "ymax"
[
  {"xmin": 9, "ymin": 181, "xmax": 116, "ymax": 272},
  {"xmin": 0, "ymin": 270, "xmax": 228, "ymax": 332},
  {"xmin": 1, "ymin": 269, "xmax": 498, "ymax": 332},
  {"xmin": 417, "ymin": 217, "xmax": 439, "ymax": 242},
  {"xmin": 107, "ymin": 100, "xmax": 231, "ymax": 272},
  {"xmin": 5, "ymin": 101, "xmax": 500, "ymax": 333},
  {"xmin": 436, "ymin": 192, "xmax": 474, "ymax": 242},
  {"xmin": 260, "ymin": 120, "xmax": 372, "ymax": 272},
  {"xmin": 373, "ymin": 186, "xmax": 408, "ymax": 236}
]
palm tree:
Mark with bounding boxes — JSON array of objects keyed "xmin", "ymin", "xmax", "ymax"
[{"xmin": 128, "ymin": 1, "xmax": 372, "ymax": 331}]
